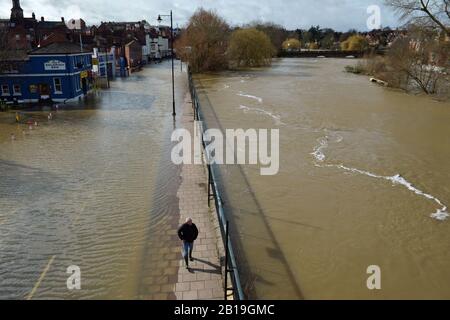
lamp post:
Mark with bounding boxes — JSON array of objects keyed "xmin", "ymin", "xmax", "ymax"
[{"xmin": 157, "ymin": 11, "xmax": 176, "ymax": 117}]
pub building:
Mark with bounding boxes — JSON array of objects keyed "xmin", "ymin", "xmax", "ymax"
[{"xmin": 0, "ymin": 42, "xmax": 93, "ymax": 103}]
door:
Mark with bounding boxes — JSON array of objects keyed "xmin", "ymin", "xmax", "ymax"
[
  {"xmin": 81, "ymin": 78, "xmax": 87, "ymax": 95},
  {"xmin": 39, "ymin": 83, "xmax": 50, "ymax": 100}
]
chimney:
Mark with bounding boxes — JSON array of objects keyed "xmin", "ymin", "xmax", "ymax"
[
  {"xmin": 32, "ymin": 12, "xmax": 35, "ymax": 20},
  {"xmin": 41, "ymin": 16, "xmax": 44, "ymax": 22},
  {"xmin": 61, "ymin": 17, "xmax": 65, "ymax": 23}
]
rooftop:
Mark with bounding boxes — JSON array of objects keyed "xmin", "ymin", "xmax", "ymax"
[{"xmin": 30, "ymin": 42, "xmax": 92, "ymax": 55}]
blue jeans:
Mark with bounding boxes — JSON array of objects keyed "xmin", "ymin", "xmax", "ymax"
[{"xmin": 183, "ymin": 241, "xmax": 194, "ymax": 258}]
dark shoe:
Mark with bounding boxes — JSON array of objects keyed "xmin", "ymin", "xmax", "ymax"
[{"xmin": 190, "ymin": 256, "xmax": 194, "ymax": 261}]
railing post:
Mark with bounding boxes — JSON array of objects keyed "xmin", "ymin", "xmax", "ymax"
[
  {"xmin": 193, "ymin": 100, "xmax": 196, "ymax": 121},
  {"xmin": 224, "ymin": 220, "xmax": 229, "ymax": 300},
  {"xmin": 207, "ymin": 165, "xmax": 212, "ymax": 207}
]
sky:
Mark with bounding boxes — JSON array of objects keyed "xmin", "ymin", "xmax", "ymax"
[{"xmin": 0, "ymin": 0, "xmax": 401, "ymax": 31}]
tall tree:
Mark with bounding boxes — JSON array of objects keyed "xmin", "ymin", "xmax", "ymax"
[
  {"xmin": 385, "ymin": 0, "xmax": 450, "ymax": 36},
  {"xmin": 248, "ymin": 22, "xmax": 289, "ymax": 55},
  {"xmin": 228, "ymin": 28, "xmax": 275, "ymax": 68},
  {"xmin": 175, "ymin": 8, "xmax": 230, "ymax": 72}
]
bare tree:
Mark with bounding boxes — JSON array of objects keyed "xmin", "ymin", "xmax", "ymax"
[
  {"xmin": 176, "ymin": 8, "xmax": 230, "ymax": 72},
  {"xmin": 386, "ymin": 27, "xmax": 449, "ymax": 94},
  {"xmin": 385, "ymin": 0, "xmax": 450, "ymax": 36}
]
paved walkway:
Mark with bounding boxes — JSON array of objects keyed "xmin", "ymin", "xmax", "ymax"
[{"xmin": 173, "ymin": 93, "xmax": 224, "ymax": 300}]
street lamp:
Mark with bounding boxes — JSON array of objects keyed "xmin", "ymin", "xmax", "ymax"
[{"xmin": 157, "ymin": 11, "xmax": 176, "ymax": 117}]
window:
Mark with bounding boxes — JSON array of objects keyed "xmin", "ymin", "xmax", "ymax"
[
  {"xmin": 53, "ymin": 78, "xmax": 62, "ymax": 94},
  {"xmin": 13, "ymin": 84, "xmax": 21, "ymax": 95},
  {"xmin": 1, "ymin": 85, "xmax": 9, "ymax": 96}
]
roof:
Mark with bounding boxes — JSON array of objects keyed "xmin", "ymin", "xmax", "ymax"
[
  {"xmin": 36, "ymin": 21, "xmax": 66, "ymax": 29},
  {"xmin": 30, "ymin": 42, "xmax": 92, "ymax": 55}
]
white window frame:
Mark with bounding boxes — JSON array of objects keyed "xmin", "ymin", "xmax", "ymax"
[
  {"xmin": 1, "ymin": 84, "xmax": 9, "ymax": 96},
  {"xmin": 13, "ymin": 84, "xmax": 21, "ymax": 96},
  {"xmin": 53, "ymin": 78, "xmax": 62, "ymax": 94}
]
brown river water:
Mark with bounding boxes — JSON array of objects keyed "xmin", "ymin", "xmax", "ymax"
[
  {"xmin": 0, "ymin": 62, "xmax": 187, "ymax": 299},
  {"xmin": 196, "ymin": 58, "xmax": 450, "ymax": 299}
]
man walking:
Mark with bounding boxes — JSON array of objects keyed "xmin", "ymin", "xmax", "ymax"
[{"xmin": 177, "ymin": 217, "xmax": 199, "ymax": 269}]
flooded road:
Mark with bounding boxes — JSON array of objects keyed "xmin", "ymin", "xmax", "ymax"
[
  {"xmin": 196, "ymin": 58, "xmax": 450, "ymax": 299},
  {"xmin": 0, "ymin": 61, "xmax": 187, "ymax": 299}
]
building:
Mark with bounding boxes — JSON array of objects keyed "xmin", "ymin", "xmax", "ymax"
[
  {"xmin": 0, "ymin": 0, "xmax": 72, "ymax": 50},
  {"xmin": 92, "ymin": 47, "xmax": 116, "ymax": 78},
  {"xmin": 124, "ymin": 40, "xmax": 143, "ymax": 72},
  {"xmin": 66, "ymin": 19, "xmax": 87, "ymax": 31},
  {"xmin": 1, "ymin": 0, "xmax": 37, "ymax": 50},
  {"xmin": 35, "ymin": 16, "xmax": 70, "ymax": 47},
  {"xmin": 0, "ymin": 42, "xmax": 93, "ymax": 103}
]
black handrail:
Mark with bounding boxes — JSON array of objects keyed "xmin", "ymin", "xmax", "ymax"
[{"xmin": 187, "ymin": 68, "xmax": 245, "ymax": 300}]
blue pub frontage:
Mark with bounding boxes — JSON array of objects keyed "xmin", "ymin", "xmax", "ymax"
[{"xmin": 0, "ymin": 42, "xmax": 93, "ymax": 103}]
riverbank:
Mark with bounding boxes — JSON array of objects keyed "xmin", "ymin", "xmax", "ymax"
[
  {"xmin": 279, "ymin": 50, "xmax": 367, "ymax": 58},
  {"xmin": 344, "ymin": 56, "xmax": 450, "ymax": 101}
]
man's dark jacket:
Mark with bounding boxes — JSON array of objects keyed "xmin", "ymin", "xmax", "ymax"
[{"xmin": 178, "ymin": 223, "xmax": 199, "ymax": 243}]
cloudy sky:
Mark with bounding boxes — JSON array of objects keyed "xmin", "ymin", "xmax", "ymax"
[{"xmin": 0, "ymin": 0, "xmax": 401, "ymax": 31}]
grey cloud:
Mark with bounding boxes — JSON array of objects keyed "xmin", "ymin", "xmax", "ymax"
[{"xmin": 0, "ymin": 0, "xmax": 400, "ymax": 30}]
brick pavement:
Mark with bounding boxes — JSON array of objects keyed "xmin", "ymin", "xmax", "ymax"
[{"xmin": 173, "ymin": 93, "xmax": 224, "ymax": 300}]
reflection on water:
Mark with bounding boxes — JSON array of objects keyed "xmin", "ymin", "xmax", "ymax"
[
  {"xmin": 0, "ymin": 61, "xmax": 187, "ymax": 299},
  {"xmin": 197, "ymin": 58, "xmax": 450, "ymax": 299}
]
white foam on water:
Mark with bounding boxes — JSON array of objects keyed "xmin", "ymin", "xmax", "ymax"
[
  {"xmin": 312, "ymin": 135, "xmax": 449, "ymax": 221},
  {"xmin": 217, "ymin": 84, "xmax": 231, "ymax": 91},
  {"xmin": 237, "ymin": 92, "xmax": 263, "ymax": 103},
  {"xmin": 311, "ymin": 136, "xmax": 328, "ymax": 162},
  {"xmin": 239, "ymin": 105, "xmax": 285, "ymax": 126}
]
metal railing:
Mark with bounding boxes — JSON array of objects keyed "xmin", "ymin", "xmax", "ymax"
[{"xmin": 188, "ymin": 68, "xmax": 245, "ymax": 300}]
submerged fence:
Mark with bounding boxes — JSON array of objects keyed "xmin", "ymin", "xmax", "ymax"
[{"xmin": 188, "ymin": 69, "xmax": 245, "ymax": 300}]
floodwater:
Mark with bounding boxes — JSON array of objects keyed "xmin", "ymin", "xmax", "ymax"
[
  {"xmin": 0, "ymin": 61, "xmax": 187, "ymax": 299},
  {"xmin": 196, "ymin": 58, "xmax": 450, "ymax": 299}
]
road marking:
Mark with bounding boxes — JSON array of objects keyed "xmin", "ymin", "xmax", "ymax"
[{"xmin": 26, "ymin": 255, "xmax": 56, "ymax": 300}]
